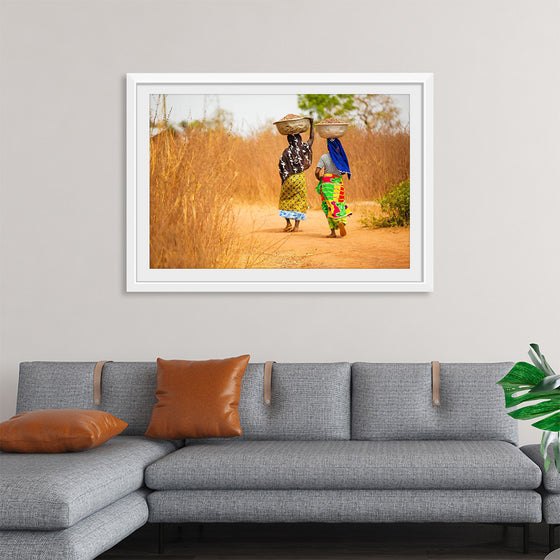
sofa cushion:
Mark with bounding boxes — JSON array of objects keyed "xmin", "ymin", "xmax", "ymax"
[
  {"xmin": 234, "ymin": 362, "xmax": 351, "ymax": 440},
  {"xmin": 145, "ymin": 356, "xmax": 249, "ymax": 439},
  {"xmin": 351, "ymin": 363, "xmax": 518, "ymax": 444},
  {"xmin": 0, "ymin": 436, "xmax": 176, "ymax": 530},
  {"xmin": 145, "ymin": 440, "xmax": 540, "ymax": 491},
  {"xmin": 0, "ymin": 409, "xmax": 127, "ymax": 453},
  {"xmin": 0, "ymin": 490, "xmax": 149, "ymax": 560}
]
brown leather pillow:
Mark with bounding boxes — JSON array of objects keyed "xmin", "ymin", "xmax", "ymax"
[
  {"xmin": 0, "ymin": 409, "xmax": 128, "ymax": 453},
  {"xmin": 145, "ymin": 355, "xmax": 250, "ymax": 439}
]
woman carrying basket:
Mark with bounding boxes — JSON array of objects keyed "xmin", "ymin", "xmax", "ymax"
[
  {"xmin": 277, "ymin": 117, "xmax": 314, "ymax": 232},
  {"xmin": 315, "ymin": 136, "xmax": 352, "ymax": 238}
]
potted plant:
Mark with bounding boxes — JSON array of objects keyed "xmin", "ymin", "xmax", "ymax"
[{"xmin": 498, "ymin": 344, "xmax": 560, "ymax": 472}]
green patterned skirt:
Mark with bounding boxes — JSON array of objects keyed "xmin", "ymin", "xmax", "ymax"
[{"xmin": 316, "ymin": 173, "xmax": 351, "ymax": 229}]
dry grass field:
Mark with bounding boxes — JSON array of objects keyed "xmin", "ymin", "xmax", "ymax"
[{"xmin": 150, "ymin": 126, "xmax": 410, "ymax": 269}]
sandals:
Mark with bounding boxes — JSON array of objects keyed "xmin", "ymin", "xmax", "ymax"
[
  {"xmin": 338, "ymin": 223, "xmax": 347, "ymax": 237},
  {"xmin": 283, "ymin": 225, "xmax": 293, "ymax": 232}
]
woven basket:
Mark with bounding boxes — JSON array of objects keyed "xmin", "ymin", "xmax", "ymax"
[
  {"xmin": 316, "ymin": 122, "xmax": 349, "ymax": 139},
  {"xmin": 273, "ymin": 117, "xmax": 310, "ymax": 135}
]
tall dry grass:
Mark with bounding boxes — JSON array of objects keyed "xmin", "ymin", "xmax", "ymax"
[
  {"xmin": 150, "ymin": 124, "xmax": 409, "ymax": 268},
  {"xmin": 150, "ymin": 129, "xmax": 242, "ymax": 269},
  {"xmin": 341, "ymin": 127, "xmax": 410, "ymax": 201},
  {"xmin": 230, "ymin": 125, "xmax": 410, "ymax": 205}
]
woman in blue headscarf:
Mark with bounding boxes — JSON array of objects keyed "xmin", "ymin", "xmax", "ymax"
[{"xmin": 315, "ymin": 137, "xmax": 352, "ymax": 238}]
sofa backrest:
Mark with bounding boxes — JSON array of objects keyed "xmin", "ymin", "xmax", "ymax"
[
  {"xmin": 17, "ymin": 362, "xmax": 158, "ymax": 436},
  {"xmin": 351, "ymin": 362, "xmax": 517, "ymax": 445},
  {"xmin": 16, "ymin": 361, "xmax": 352, "ymax": 440},
  {"xmin": 237, "ymin": 362, "xmax": 351, "ymax": 440},
  {"xmin": 16, "ymin": 361, "xmax": 515, "ymax": 443}
]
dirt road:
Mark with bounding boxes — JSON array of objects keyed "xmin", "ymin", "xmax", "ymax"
[{"xmin": 235, "ymin": 204, "xmax": 410, "ymax": 269}]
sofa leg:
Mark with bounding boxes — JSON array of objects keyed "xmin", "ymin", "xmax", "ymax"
[
  {"xmin": 550, "ymin": 524, "xmax": 558, "ymax": 553},
  {"xmin": 523, "ymin": 523, "xmax": 529, "ymax": 554},
  {"xmin": 158, "ymin": 523, "xmax": 165, "ymax": 555}
]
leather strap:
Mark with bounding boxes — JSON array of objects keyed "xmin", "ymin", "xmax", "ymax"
[
  {"xmin": 432, "ymin": 361, "xmax": 440, "ymax": 406},
  {"xmin": 264, "ymin": 361, "xmax": 276, "ymax": 406},
  {"xmin": 93, "ymin": 361, "xmax": 113, "ymax": 405}
]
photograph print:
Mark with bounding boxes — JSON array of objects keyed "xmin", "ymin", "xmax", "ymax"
[{"xmin": 127, "ymin": 74, "xmax": 432, "ymax": 291}]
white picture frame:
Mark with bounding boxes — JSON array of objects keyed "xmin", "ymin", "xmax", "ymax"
[{"xmin": 127, "ymin": 73, "xmax": 433, "ymax": 292}]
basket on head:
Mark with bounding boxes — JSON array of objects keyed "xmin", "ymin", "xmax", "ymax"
[
  {"xmin": 316, "ymin": 118, "xmax": 349, "ymax": 139},
  {"xmin": 273, "ymin": 114, "xmax": 311, "ymax": 135}
]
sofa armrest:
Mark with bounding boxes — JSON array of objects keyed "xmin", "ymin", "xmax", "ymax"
[{"xmin": 522, "ymin": 444, "xmax": 560, "ymax": 493}]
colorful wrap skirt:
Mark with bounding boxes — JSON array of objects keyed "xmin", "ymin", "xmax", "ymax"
[
  {"xmin": 316, "ymin": 173, "xmax": 352, "ymax": 229},
  {"xmin": 279, "ymin": 172, "xmax": 307, "ymax": 221}
]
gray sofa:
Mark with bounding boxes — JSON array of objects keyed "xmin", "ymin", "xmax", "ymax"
[{"xmin": 0, "ymin": 361, "xmax": 544, "ymax": 559}]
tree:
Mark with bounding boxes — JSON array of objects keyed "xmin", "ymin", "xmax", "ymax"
[
  {"xmin": 206, "ymin": 107, "xmax": 233, "ymax": 130},
  {"xmin": 298, "ymin": 93, "xmax": 401, "ymax": 131},
  {"xmin": 352, "ymin": 95, "xmax": 401, "ymax": 131},
  {"xmin": 179, "ymin": 108, "xmax": 234, "ymax": 133},
  {"xmin": 297, "ymin": 94, "xmax": 354, "ymax": 121}
]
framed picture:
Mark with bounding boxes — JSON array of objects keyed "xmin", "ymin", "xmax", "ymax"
[{"xmin": 127, "ymin": 73, "xmax": 433, "ymax": 292}]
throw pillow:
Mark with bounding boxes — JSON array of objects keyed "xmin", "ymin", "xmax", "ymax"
[
  {"xmin": 0, "ymin": 409, "xmax": 128, "ymax": 453},
  {"xmin": 145, "ymin": 355, "xmax": 250, "ymax": 439}
]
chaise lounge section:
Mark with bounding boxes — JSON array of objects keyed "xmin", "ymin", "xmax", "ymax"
[{"xmin": 0, "ymin": 362, "xmax": 178, "ymax": 560}]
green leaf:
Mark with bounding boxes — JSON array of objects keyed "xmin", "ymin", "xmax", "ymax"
[
  {"xmin": 508, "ymin": 401, "xmax": 560, "ymax": 420},
  {"xmin": 540, "ymin": 431, "xmax": 560, "ymax": 473},
  {"xmin": 529, "ymin": 347, "xmax": 546, "ymax": 373},
  {"xmin": 541, "ymin": 431, "xmax": 556, "ymax": 456},
  {"xmin": 543, "ymin": 355, "xmax": 557, "ymax": 376},
  {"xmin": 497, "ymin": 362, "xmax": 546, "ymax": 388},
  {"xmin": 502, "ymin": 386, "xmax": 560, "ymax": 408},
  {"xmin": 497, "ymin": 346, "xmax": 560, "ymax": 473},
  {"xmin": 553, "ymin": 439, "xmax": 560, "ymax": 471},
  {"xmin": 533, "ymin": 411, "xmax": 560, "ymax": 431},
  {"xmin": 530, "ymin": 343, "xmax": 556, "ymax": 376},
  {"xmin": 530, "ymin": 343, "xmax": 542, "ymax": 356},
  {"xmin": 530, "ymin": 374, "xmax": 560, "ymax": 393}
]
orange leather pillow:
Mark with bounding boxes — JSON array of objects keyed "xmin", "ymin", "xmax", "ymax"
[
  {"xmin": 145, "ymin": 355, "xmax": 250, "ymax": 439},
  {"xmin": 0, "ymin": 409, "xmax": 127, "ymax": 453}
]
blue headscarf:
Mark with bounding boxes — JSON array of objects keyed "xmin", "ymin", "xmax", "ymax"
[{"xmin": 328, "ymin": 138, "xmax": 351, "ymax": 179}]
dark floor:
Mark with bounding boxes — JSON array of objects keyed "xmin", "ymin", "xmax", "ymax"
[{"xmin": 99, "ymin": 522, "xmax": 554, "ymax": 559}]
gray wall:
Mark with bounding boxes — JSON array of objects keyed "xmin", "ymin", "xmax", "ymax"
[{"xmin": 1, "ymin": 0, "xmax": 559, "ymax": 445}]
